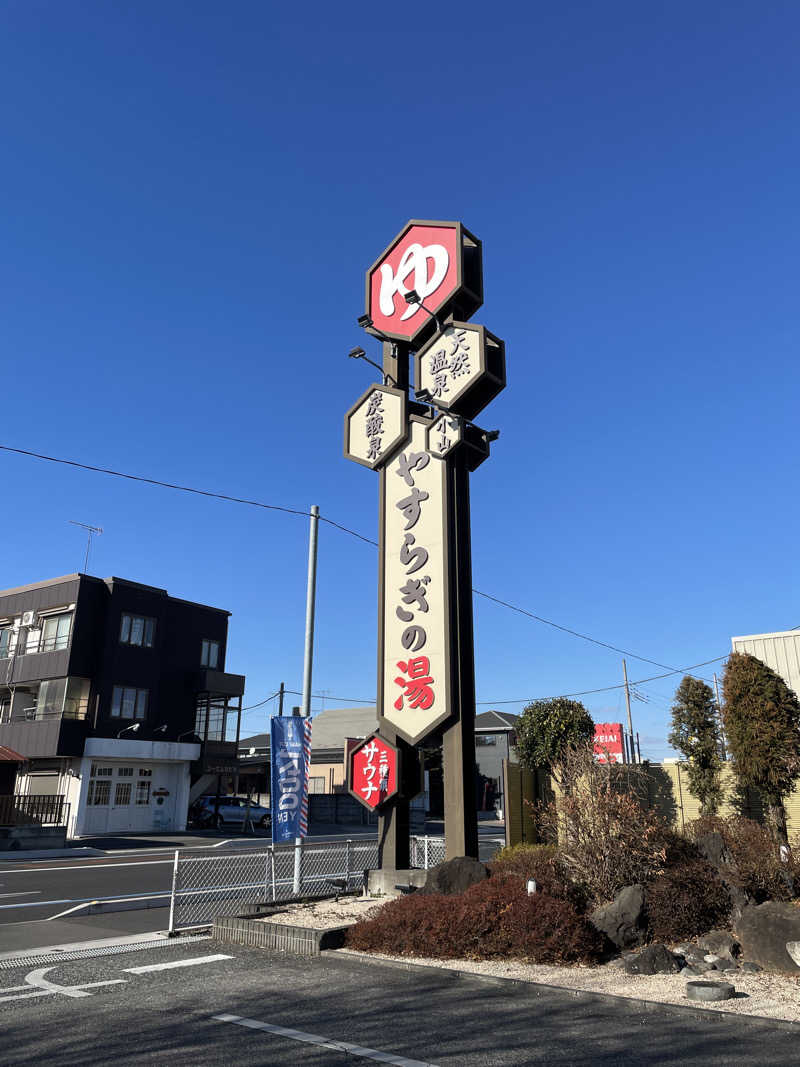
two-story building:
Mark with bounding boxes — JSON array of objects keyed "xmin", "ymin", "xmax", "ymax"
[{"xmin": 0, "ymin": 574, "xmax": 245, "ymax": 837}]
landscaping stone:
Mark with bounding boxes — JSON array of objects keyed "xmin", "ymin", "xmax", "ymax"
[
  {"xmin": 680, "ymin": 965, "xmax": 706, "ymax": 977},
  {"xmin": 740, "ymin": 961, "xmax": 762, "ymax": 973},
  {"xmin": 686, "ymin": 980, "xmax": 735, "ymax": 1003},
  {"xmin": 623, "ymin": 944, "xmax": 682, "ymax": 976},
  {"xmin": 704, "ymin": 954, "xmax": 722, "ymax": 965},
  {"xmin": 787, "ymin": 942, "xmax": 800, "ymax": 968},
  {"xmin": 718, "ymin": 961, "xmax": 740, "ymax": 972},
  {"xmin": 589, "ymin": 885, "xmax": 646, "ymax": 948},
  {"xmin": 695, "ymin": 831, "xmax": 733, "ymax": 871},
  {"xmin": 698, "ymin": 930, "xmax": 738, "ymax": 961},
  {"xmin": 734, "ymin": 901, "xmax": 800, "ymax": 974},
  {"xmin": 421, "ymin": 856, "xmax": 489, "ymax": 896}
]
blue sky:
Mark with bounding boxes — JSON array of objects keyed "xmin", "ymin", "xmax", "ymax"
[{"xmin": 2, "ymin": 2, "xmax": 798, "ymax": 757}]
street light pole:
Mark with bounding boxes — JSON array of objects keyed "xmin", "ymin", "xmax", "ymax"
[{"xmin": 294, "ymin": 504, "xmax": 319, "ymax": 894}]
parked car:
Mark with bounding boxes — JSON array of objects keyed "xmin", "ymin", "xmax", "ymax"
[{"xmin": 189, "ymin": 795, "xmax": 271, "ymax": 830}]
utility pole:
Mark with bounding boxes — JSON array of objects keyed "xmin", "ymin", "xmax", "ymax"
[
  {"xmin": 278, "ymin": 681, "xmax": 285, "ymax": 717},
  {"xmin": 294, "ymin": 505, "xmax": 319, "ymax": 894},
  {"xmin": 622, "ymin": 659, "xmax": 636, "ymax": 762},
  {"xmin": 713, "ymin": 672, "xmax": 727, "ymax": 760}
]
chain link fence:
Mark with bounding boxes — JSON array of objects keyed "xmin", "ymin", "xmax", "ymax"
[{"xmin": 168, "ymin": 834, "xmax": 447, "ymax": 932}]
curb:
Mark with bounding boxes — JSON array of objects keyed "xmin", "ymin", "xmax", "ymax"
[
  {"xmin": 324, "ymin": 950, "xmax": 800, "ymax": 1032},
  {"xmin": 213, "ymin": 914, "xmax": 351, "ymax": 955}
]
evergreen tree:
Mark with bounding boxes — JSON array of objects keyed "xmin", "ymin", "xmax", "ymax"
[
  {"xmin": 515, "ymin": 697, "xmax": 595, "ymax": 784},
  {"xmin": 722, "ymin": 652, "xmax": 800, "ymax": 845},
  {"xmin": 668, "ymin": 675, "xmax": 722, "ymax": 815}
]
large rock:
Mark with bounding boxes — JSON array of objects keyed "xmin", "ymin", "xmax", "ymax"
[
  {"xmin": 734, "ymin": 902, "xmax": 800, "ymax": 974},
  {"xmin": 697, "ymin": 930, "xmax": 738, "ymax": 962},
  {"xmin": 421, "ymin": 856, "xmax": 489, "ymax": 895},
  {"xmin": 590, "ymin": 885, "xmax": 646, "ymax": 948},
  {"xmin": 695, "ymin": 831, "xmax": 733, "ymax": 871},
  {"xmin": 624, "ymin": 944, "xmax": 682, "ymax": 976}
]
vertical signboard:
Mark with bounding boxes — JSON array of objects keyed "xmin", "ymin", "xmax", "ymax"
[
  {"xmin": 593, "ymin": 722, "xmax": 625, "ymax": 764},
  {"xmin": 270, "ymin": 717, "xmax": 312, "ymax": 844},
  {"xmin": 380, "ymin": 418, "xmax": 451, "ymax": 745}
]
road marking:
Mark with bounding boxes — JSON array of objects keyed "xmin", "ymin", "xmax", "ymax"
[
  {"xmin": 123, "ymin": 954, "xmax": 231, "ymax": 974},
  {"xmin": 0, "ymin": 859, "xmax": 172, "ymax": 875},
  {"xmin": 0, "ymin": 891, "xmax": 42, "ymax": 899},
  {"xmin": 47, "ymin": 901, "xmax": 98, "ymax": 920},
  {"xmin": 0, "ymin": 889, "xmax": 169, "ymax": 912},
  {"xmin": 0, "ymin": 966, "xmax": 127, "ymax": 1003},
  {"xmin": 213, "ymin": 1014, "xmax": 438, "ymax": 1066}
]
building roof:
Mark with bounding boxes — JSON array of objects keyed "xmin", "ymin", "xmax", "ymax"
[
  {"xmin": 475, "ymin": 710, "xmax": 519, "ymax": 731},
  {"xmin": 0, "ymin": 745, "xmax": 25, "ymax": 762},
  {"xmin": 239, "ymin": 706, "xmax": 378, "ymax": 754},
  {"xmin": 0, "ymin": 573, "xmax": 230, "ymax": 615}
]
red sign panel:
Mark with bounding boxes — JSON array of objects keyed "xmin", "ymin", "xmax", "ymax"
[
  {"xmin": 348, "ymin": 734, "xmax": 399, "ymax": 811},
  {"xmin": 594, "ymin": 722, "xmax": 625, "ymax": 764},
  {"xmin": 365, "ymin": 221, "xmax": 482, "ymax": 345}
]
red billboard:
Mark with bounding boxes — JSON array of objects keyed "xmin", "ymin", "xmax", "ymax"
[{"xmin": 593, "ymin": 722, "xmax": 625, "ymax": 764}]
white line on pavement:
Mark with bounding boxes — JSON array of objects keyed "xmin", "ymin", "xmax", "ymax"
[
  {"xmin": 213, "ymin": 1014, "xmax": 438, "ymax": 1066},
  {"xmin": 0, "ymin": 860, "xmax": 172, "ymax": 875},
  {"xmin": 0, "ymin": 891, "xmax": 42, "ymax": 899},
  {"xmin": 123, "ymin": 954, "xmax": 232, "ymax": 974}
]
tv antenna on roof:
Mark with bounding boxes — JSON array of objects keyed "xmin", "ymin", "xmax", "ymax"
[{"xmin": 68, "ymin": 520, "xmax": 103, "ymax": 574}]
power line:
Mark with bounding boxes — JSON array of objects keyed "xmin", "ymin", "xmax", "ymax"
[
  {"xmin": 0, "ymin": 441, "xmax": 740, "ymax": 680},
  {"xmin": 0, "ymin": 444, "xmax": 376, "ymax": 547}
]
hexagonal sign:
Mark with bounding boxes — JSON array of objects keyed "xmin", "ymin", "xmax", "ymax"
[
  {"xmin": 365, "ymin": 220, "xmax": 483, "ymax": 346},
  {"xmin": 427, "ymin": 413, "xmax": 463, "ymax": 460},
  {"xmin": 348, "ymin": 733, "xmax": 400, "ymax": 812},
  {"xmin": 344, "ymin": 384, "xmax": 407, "ymax": 470},
  {"xmin": 414, "ymin": 322, "xmax": 506, "ymax": 421}
]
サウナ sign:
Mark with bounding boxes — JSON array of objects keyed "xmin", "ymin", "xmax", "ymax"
[{"xmin": 348, "ymin": 733, "xmax": 400, "ymax": 811}]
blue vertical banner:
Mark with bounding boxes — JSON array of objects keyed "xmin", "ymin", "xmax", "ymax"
[{"xmin": 270, "ymin": 716, "xmax": 312, "ymax": 845}]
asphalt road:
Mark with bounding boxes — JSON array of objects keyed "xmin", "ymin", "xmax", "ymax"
[
  {"xmin": 0, "ymin": 938, "xmax": 795, "ymax": 1065},
  {"xmin": 0, "ymin": 826, "xmax": 506, "ymax": 953}
]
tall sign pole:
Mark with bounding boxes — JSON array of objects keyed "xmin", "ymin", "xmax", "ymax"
[{"xmin": 344, "ymin": 220, "xmax": 506, "ymax": 870}]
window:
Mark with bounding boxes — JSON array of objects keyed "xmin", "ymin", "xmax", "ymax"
[
  {"xmin": 111, "ymin": 686, "xmax": 149, "ymax": 719},
  {"xmin": 87, "ymin": 780, "xmax": 110, "ymax": 806},
  {"xmin": 120, "ymin": 614, "xmax": 156, "ymax": 648},
  {"xmin": 91, "ymin": 765, "xmax": 113, "ymax": 778},
  {"xmin": 308, "ymin": 777, "xmax": 325, "ymax": 794},
  {"xmin": 476, "ymin": 733, "xmax": 498, "ymax": 746},
  {"xmin": 34, "ymin": 678, "xmax": 67, "ymax": 719},
  {"xmin": 138, "ymin": 768, "xmax": 152, "ymax": 778},
  {"xmin": 39, "ymin": 613, "xmax": 72, "ymax": 653},
  {"xmin": 0, "ymin": 626, "xmax": 11, "ymax": 659},
  {"xmin": 135, "ymin": 781, "xmax": 151, "ymax": 805},
  {"xmin": 200, "ymin": 639, "xmax": 220, "ymax": 669},
  {"xmin": 114, "ymin": 782, "xmax": 132, "ymax": 806},
  {"xmin": 117, "ymin": 766, "xmax": 134, "ymax": 777}
]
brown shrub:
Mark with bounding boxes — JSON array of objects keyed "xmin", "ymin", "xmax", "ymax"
[
  {"xmin": 490, "ymin": 844, "xmax": 587, "ymax": 911},
  {"xmin": 536, "ymin": 746, "xmax": 671, "ymax": 904},
  {"xmin": 687, "ymin": 815, "xmax": 800, "ymax": 902},
  {"xmin": 644, "ymin": 859, "xmax": 731, "ymax": 942},
  {"xmin": 345, "ymin": 876, "xmax": 605, "ymax": 965}
]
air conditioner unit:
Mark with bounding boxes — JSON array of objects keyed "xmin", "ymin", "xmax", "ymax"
[{"xmin": 21, "ymin": 611, "xmax": 36, "ymax": 627}]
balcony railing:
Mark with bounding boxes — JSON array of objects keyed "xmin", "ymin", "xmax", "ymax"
[
  {"xmin": 0, "ymin": 794, "xmax": 70, "ymax": 826},
  {"xmin": 0, "ymin": 699, "xmax": 89, "ymax": 725}
]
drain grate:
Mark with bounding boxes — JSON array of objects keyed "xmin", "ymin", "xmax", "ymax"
[{"xmin": 0, "ymin": 933, "xmax": 211, "ymax": 971}]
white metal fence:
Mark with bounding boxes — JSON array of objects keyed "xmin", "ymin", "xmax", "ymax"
[{"xmin": 168, "ymin": 834, "xmax": 446, "ymax": 933}]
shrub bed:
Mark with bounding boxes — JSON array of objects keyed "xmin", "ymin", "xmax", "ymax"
[
  {"xmin": 687, "ymin": 815, "xmax": 800, "ymax": 903},
  {"xmin": 644, "ymin": 859, "xmax": 731, "ymax": 942},
  {"xmin": 345, "ymin": 876, "xmax": 605, "ymax": 965}
]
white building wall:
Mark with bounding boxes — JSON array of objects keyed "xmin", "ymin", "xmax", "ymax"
[{"xmin": 731, "ymin": 630, "xmax": 800, "ymax": 699}]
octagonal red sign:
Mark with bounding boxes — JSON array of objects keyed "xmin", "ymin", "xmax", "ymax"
[
  {"xmin": 365, "ymin": 220, "xmax": 483, "ymax": 345},
  {"xmin": 348, "ymin": 733, "xmax": 399, "ymax": 811}
]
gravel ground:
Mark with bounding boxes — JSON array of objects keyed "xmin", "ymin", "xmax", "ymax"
[
  {"xmin": 256, "ymin": 895, "xmax": 382, "ymax": 929},
  {"xmin": 254, "ymin": 896, "xmax": 800, "ymax": 1022}
]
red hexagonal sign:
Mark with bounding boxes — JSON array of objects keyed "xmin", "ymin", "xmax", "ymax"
[
  {"xmin": 365, "ymin": 220, "xmax": 483, "ymax": 346},
  {"xmin": 348, "ymin": 733, "xmax": 400, "ymax": 812}
]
